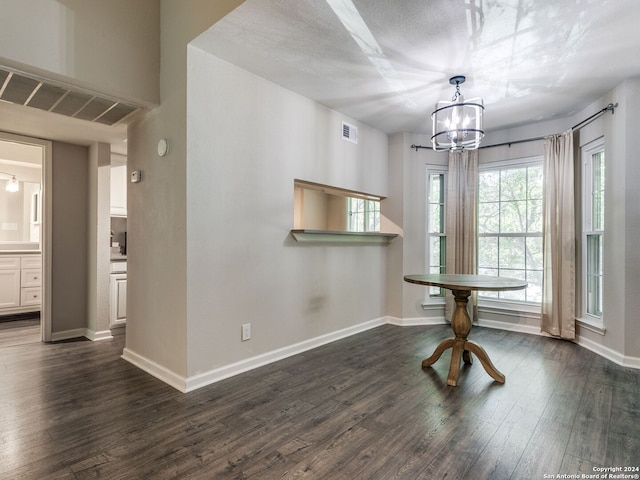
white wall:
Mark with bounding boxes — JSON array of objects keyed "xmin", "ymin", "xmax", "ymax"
[
  {"xmin": 185, "ymin": 49, "xmax": 389, "ymax": 380},
  {"xmin": 0, "ymin": 0, "xmax": 160, "ymax": 105},
  {"xmin": 386, "ymin": 132, "xmax": 449, "ymax": 324},
  {"xmin": 572, "ymin": 78, "xmax": 640, "ymax": 364},
  {"xmin": 123, "ymin": 0, "xmax": 246, "ymax": 386}
]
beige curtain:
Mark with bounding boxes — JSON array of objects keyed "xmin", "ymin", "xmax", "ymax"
[
  {"xmin": 541, "ymin": 130, "xmax": 576, "ymax": 339},
  {"xmin": 445, "ymin": 149, "xmax": 479, "ymax": 321}
]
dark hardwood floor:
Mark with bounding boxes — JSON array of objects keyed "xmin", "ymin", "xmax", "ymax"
[{"xmin": 1, "ymin": 323, "xmax": 639, "ymax": 479}]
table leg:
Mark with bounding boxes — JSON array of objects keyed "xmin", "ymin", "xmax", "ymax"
[{"xmin": 421, "ymin": 288, "xmax": 505, "ymax": 386}]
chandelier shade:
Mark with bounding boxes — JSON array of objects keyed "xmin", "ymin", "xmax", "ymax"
[{"xmin": 431, "ymin": 76, "xmax": 484, "ymax": 151}]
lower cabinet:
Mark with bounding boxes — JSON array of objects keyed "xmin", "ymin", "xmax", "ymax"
[
  {"xmin": 0, "ymin": 255, "xmax": 41, "ymax": 314},
  {"xmin": 109, "ymin": 272, "xmax": 127, "ymax": 328},
  {"xmin": 0, "ymin": 267, "xmax": 21, "ymax": 309}
]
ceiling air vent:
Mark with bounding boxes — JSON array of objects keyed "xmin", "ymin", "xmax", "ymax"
[
  {"xmin": 0, "ymin": 66, "xmax": 144, "ymax": 126},
  {"xmin": 342, "ymin": 121, "xmax": 358, "ymax": 144}
]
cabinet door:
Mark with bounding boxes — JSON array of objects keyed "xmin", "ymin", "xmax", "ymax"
[
  {"xmin": 0, "ymin": 270, "xmax": 21, "ymax": 309},
  {"xmin": 110, "ymin": 274, "xmax": 127, "ymax": 327}
]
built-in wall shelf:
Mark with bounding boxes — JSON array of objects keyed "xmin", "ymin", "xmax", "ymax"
[{"xmin": 290, "ymin": 229, "xmax": 398, "ymax": 245}]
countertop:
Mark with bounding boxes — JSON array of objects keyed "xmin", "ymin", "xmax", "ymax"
[{"xmin": 0, "ymin": 250, "xmax": 42, "ymax": 255}]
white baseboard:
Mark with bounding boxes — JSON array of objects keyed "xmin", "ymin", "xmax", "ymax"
[
  {"xmin": 121, "ymin": 317, "xmax": 387, "ymax": 393},
  {"xmin": 475, "ymin": 318, "xmax": 541, "ymax": 336},
  {"xmin": 476, "ymin": 317, "xmax": 640, "ymax": 369},
  {"xmin": 576, "ymin": 335, "xmax": 640, "ymax": 369},
  {"xmin": 84, "ymin": 329, "xmax": 113, "ymax": 342},
  {"xmin": 120, "ymin": 313, "xmax": 640, "ymax": 394},
  {"xmin": 387, "ymin": 316, "xmax": 447, "ymax": 326},
  {"xmin": 50, "ymin": 328, "xmax": 89, "ymax": 342},
  {"xmin": 121, "ymin": 347, "xmax": 187, "ymax": 392},
  {"xmin": 184, "ymin": 316, "xmax": 388, "ymax": 392}
]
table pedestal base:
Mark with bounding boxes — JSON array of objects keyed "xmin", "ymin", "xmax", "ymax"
[{"xmin": 421, "ymin": 289, "xmax": 505, "ymax": 386}]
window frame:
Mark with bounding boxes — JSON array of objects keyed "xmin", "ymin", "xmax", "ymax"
[
  {"xmin": 347, "ymin": 197, "xmax": 380, "ymax": 233},
  {"xmin": 425, "ymin": 166, "xmax": 448, "ymax": 300},
  {"xmin": 580, "ymin": 137, "xmax": 605, "ymax": 329},
  {"xmin": 477, "ymin": 155, "xmax": 544, "ymax": 307}
]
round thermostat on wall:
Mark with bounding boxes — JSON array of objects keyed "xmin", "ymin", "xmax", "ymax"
[{"xmin": 157, "ymin": 138, "xmax": 169, "ymax": 157}]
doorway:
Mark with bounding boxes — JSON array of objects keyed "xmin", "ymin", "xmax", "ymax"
[{"xmin": 0, "ymin": 132, "xmax": 51, "ymax": 342}]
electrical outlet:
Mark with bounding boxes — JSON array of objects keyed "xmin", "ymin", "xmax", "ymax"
[{"xmin": 241, "ymin": 323, "xmax": 251, "ymax": 342}]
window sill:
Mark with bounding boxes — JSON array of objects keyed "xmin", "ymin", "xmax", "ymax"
[
  {"xmin": 576, "ymin": 317, "xmax": 606, "ymax": 335},
  {"xmin": 421, "ymin": 300, "xmax": 445, "ymax": 310},
  {"xmin": 290, "ymin": 229, "xmax": 398, "ymax": 245},
  {"xmin": 478, "ymin": 298, "xmax": 541, "ymax": 315}
]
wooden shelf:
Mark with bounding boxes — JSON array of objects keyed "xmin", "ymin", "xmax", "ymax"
[{"xmin": 290, "ymin": 229, "xmax": 398, "ymax": 244}]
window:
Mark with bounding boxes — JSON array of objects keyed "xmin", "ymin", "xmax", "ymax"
[
  {"xmin": 426, "ymin": 169, "xmax": 447, "ymax": 297},
  {"xmin": 477, "ymin": 158, "xmax": 543, "ymax": 303},
  {"xmin": 582, "ymin": 139, "xmax": 605, "ymax": 320},
  {"xmin": 348, "ymin": 197, "xmax": 380, "ymax": 232}
]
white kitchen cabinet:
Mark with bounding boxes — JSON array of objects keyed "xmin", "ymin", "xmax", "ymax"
[
  {"xmin": 110, "ymin": 164, "xmax": 127, "ymax": 217},
  {"xmin": 110, "ymin": 268, "xmax": 127, "ymax": 328}
]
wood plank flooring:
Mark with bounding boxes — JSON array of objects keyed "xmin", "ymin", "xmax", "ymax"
[{"xmin": 1, "ymin": 324, "xmax": 639, "ymax": 479}]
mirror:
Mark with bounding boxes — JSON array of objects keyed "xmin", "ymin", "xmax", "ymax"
[
  {"xmin": 293, "ymin": 179, "xmax": 381, "ymax": 233},
  {"xmin": 0, "ymin": 149, "xmax": 43, "ymax": 250}
]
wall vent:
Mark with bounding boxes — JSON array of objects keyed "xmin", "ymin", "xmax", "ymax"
[
  {"xmin": 342, "ymin": 121, "xmax": 358, "ymax": 144},
  {"xmin": 0, "ymin": 66, "xmax": 144, "ymax": 126}
]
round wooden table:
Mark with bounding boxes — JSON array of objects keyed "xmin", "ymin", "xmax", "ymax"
[{"xmin": 404, "ymin": 274, "xmax": 528, "ymax": 386}]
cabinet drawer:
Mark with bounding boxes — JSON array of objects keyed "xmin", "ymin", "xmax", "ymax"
[
  {"xmin": 21, "ymin": 255, "xmax": 42, "ymax": 269},
  {"xmin": 21, "ymin": 269, "xmax": 42, "ymax": 287},
  {"xmin": 0, "ymin": 257, "xmax": 20, "ymax": 270},
  {"xmin": 110, "ymin": 261, "xmax": 127, "ymax": 273},
  {"xmin": 21, "ymin": 287, "xmax": 41, "ymax": 306}
]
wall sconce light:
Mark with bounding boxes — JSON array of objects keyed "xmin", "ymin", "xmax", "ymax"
[
  {"xmin": 431, "ymin": 75, "xmax": 484, "ymax": 151},
  {"xmin": 1, "ymin": 172, "xmax": 19, "ymax": 192}
]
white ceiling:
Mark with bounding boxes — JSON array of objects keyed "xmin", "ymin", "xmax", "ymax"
[{"xmin": 195, "ymin": 0, "xmax": 640, "ymax": 135}]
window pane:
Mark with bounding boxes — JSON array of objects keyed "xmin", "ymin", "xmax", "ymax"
[
  {"xmin": 587, "ymin": 234, "xmax": 603, "ymax": 276},
  {"xmin": 528, "ymin": 165, "xmax": 543, "ymax": 200},
  {"xmin": 592, "ymin": 152, "xmax": 605, "ymax": 231},
  {"xmin": 478, "ymin": 236, "xmax": 498, "ymax": 269},
  {"xmin": 501, "ymin": 200, "xmax": 528, "ymax": 233},
  {"xmin": 526, "ymin": 269, "xmax": 543, "ymax": 303},
  {"xmin": 501, "ymin": 168, "xmax": 528, "ymax": 201},
  {"xmin": 586, "ymin": 233, "xmax": 603, "ymax": 316},
  {"xmin": 527, "ymin": 199, "xmax": 543, "ymax": 232},
  {"xmin": 478, "ymin": 171, "xmax": 499, "ymax": 202},
  {"xmin": 478, "ymin": 202, "xmax": 499, "ymax": 233},
  {"xmin": 499, "ymin": 269, "xmax": 526, "ymax": 301},
  {"xmin": 499, "ymin": 237, "xmax": 526, "ymax": 270},
  {"xmin": 526, "ymin": 236, "xmax": 543, "ymax": 270},
  {"xmin": 429, "ymin": 237, "xmax": 441, "ymax": 267},
  {"xmin": 429, "ymin": 174, "xmax": 444, "ymax": 203},
  {"xmin": 429, "ymin": 204, "xmax": 443, "ymax": 233}
]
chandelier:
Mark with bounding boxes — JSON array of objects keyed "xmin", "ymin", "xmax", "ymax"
[{"xmin": 431, "ymin": 75, "xmax": 484, "ymax": 151}]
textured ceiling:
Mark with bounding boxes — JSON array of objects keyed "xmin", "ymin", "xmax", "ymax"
[{"xmin": 195, "ymin": 0, "xmax": 640, "ymax": 134}]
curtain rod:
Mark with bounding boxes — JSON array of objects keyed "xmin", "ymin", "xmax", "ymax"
[{"xmin": 410, "ymin": 103, "xmax": 618, "ymax": 152}]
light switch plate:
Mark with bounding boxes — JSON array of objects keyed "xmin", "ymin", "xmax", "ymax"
[{"xmin": 131, "ymin": 170, "xmax": 142, "ymax": 183}]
